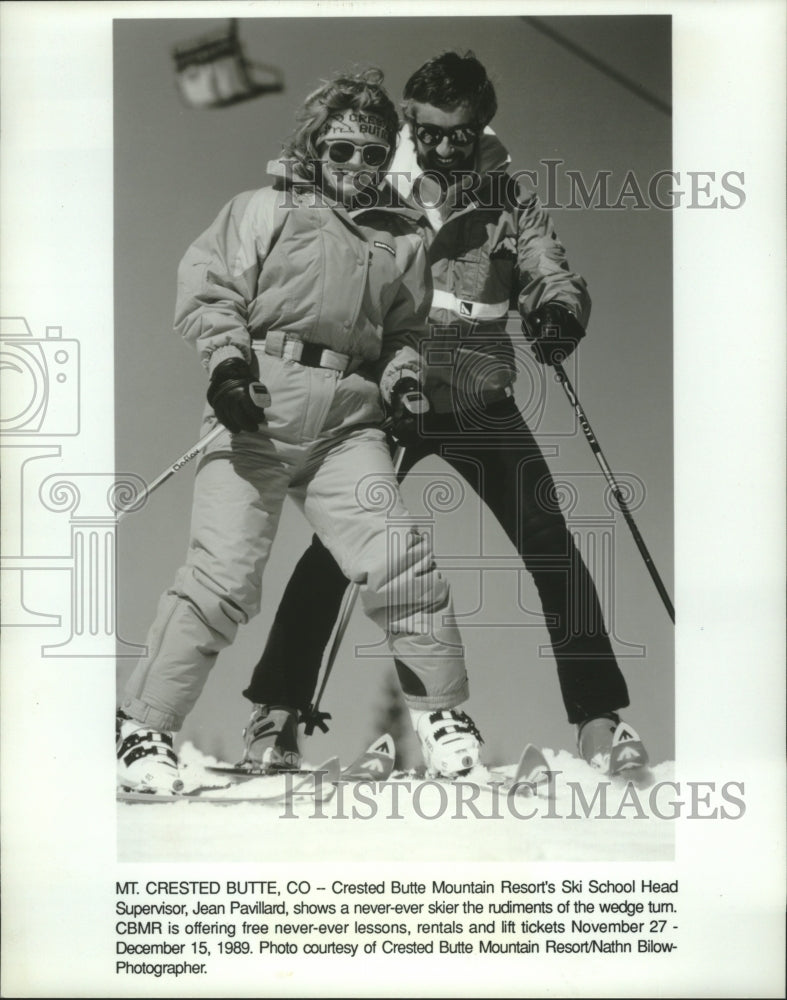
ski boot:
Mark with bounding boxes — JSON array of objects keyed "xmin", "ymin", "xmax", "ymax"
[
  {"xmin": 577, "ymin": 713, "xmax": 649, "ymax": 775},
  {"xmin": 240, "ymin": 704, "xmax": 301, "ymax": 772},
  {"xmin": 116, "ymin": 710, "xmax": 183, "ymax": 794},
  {"xmin": 411, "ymin": 708, "xmax": 483, "ymax": 778}
]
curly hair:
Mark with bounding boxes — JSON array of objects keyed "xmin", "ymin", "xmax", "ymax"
[
  {"xmin": 282, "ymin": 67, "xmax": 399, "ymax": 178},
  {"xmin": 401, "ymin": 51, "xmax": 497, "ymax": 128}
]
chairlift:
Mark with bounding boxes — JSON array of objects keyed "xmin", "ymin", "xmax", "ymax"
[{"xmin": 172, "ymin": 20, "xmax": 283, "ymax": 109}]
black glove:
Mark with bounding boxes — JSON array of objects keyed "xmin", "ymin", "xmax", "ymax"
[
  {"xmin": 389, "ymin": 377, "xmax": 430, "ymax": 448},
  {"xmin": 522, "ymin": 303, "xmax": 586, "ymax": 366},
  {"xmin": 207, "ymin": 358, "xmax": 270, "ymax": 433}
]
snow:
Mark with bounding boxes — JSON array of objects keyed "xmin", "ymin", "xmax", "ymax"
[{"xmin": 118, "ymin": 743, "xmax": 675, "ymax": 862}]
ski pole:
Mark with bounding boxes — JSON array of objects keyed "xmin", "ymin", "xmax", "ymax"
[
  {"xmin": 115, "ymin": 423, "xmax": 226, "ymax": 522},
  {"xmin": 553, "ymin": 362, "xmax": 675, "ymax": 623},
  {"xmin": 302, "ymin": 442, "xmax": 407, "ymax": 735}
]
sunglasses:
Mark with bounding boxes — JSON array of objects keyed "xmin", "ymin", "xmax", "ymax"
[
  {"xmin": 319, "ymin": 140, "xmax": 390, "ymax": 168},
  {"xmin": 414, "ymin": 123, "xmax": 479, "ymax": 147}
]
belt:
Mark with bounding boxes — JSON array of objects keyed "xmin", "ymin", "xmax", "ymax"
[
  {"xmin": 262, "ymin": 330, "xmax": 353, "ymax": 373},
  {"xmin": 430, "ymin": 289, "xmax": 510, "ymax": 321}
]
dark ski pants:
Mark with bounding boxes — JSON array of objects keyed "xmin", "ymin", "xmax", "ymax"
[{"xmin": 243, "ymin": 398, "xmax": 629, "ymax": 725}]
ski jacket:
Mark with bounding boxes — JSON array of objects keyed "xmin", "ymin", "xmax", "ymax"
[
  {"xmin": 174, "ymin": 160, "xmax": 432, "ymax": 399},
  {"xmin": 387, "ymin": 129, "xmax": 591, "ymax": 412}
]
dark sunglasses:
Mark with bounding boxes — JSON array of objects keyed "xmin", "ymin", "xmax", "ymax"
[
  {"xmin": 414, "ymin": 122, "xmax": 479, "ymax": 147},
  {"xmin": 319, "ymin": 140, "xmax": 390, "ymax": 168}
]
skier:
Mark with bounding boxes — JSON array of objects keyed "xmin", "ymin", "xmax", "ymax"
[
  {"xmin": 238, "ymin": 52, "xmax": 648, "ymax": 776},
  {"xmin": 116, "ymin": 68, "xmax": 484, "ymax": 794}
]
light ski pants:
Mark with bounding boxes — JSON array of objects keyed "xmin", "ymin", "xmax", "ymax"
[{"xmin": 121, "ymin": 353, "xmax": 469, "ymax": 731}]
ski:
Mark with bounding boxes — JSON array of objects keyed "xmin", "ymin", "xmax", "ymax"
[
  {"xmin": 206, "ymin": 764, "xmax": 314, "ymax": 778},
  {"xmin": 500, "ymin": 742, "xmax": 553, "ymax": 792},
  {"xmin": 469, "ymin": 742, "xmax": 553, "ymax": 798},
  {"xmin": 118, "ymin": 734, "xmax": 396, "ymax": 805},
  {"xmin": 576, "ymin": 719, "xmax": 650, "ymax": 778},
  {"xmin": 338, "ymin": 733, "xmax": 395, "ymax": 781},
  {"xmin": 608, "ymin": 722, "xmax": 649, "ymax": 776},
  {"xmin": 117, "ymin": 757, "xmax": 341, "ymax": 805},
  {"xmin": 205, "ymin": 733, "xmax": 395, "ymax": 782},
  {"xmin": 390, "ymin": 742, "xmax": 553, "ymax": 798}
]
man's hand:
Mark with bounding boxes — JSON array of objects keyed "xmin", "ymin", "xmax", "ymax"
[
  {"xmin": 390, "ymin": 376, "xmax": 430, "ymax": 448},
  {"xmin": 207, "ymin": 358, "xmax": 271, "ymax": 433},
  {"xmin": 523, "ymin": 303, "xmax": 586, "ymax": 366}
]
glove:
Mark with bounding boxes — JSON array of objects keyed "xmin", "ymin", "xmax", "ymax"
[
  {"xmin": 207, "ymin": 358, "xmax": 271, "ymax": 433},
  {"xmin": 522, "ymin": 303, "xmax": 586, "ymax": 366},
  {"xmin": 389, "ymin": 376, "xmax": 430, "ymax": 448}
]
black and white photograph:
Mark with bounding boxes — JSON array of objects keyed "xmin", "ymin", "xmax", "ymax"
[
  {"xmin": 1, "ymin": 2, "xmax": 784, "ymax": 997},
  {"xmin": 113, "ymin": 13, "xmax": 674, "ymax": 860}
]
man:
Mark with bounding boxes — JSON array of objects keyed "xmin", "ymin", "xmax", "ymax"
[
  {"xmin": 116, "ymin": 68, "xmax": 484, "ymax": 794},
  {"xmin": 239, "ymin": 51, "xmax": 647, "ymax": 776}
]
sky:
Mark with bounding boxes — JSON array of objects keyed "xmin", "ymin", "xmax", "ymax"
[{"xmin": 112, "ymin": 14, "xmax": 674, "ymax": 769}]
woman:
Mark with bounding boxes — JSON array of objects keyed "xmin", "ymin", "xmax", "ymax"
[{"xmin": 116, "ymin": 69, "xmax": 482, "ymax": 794}]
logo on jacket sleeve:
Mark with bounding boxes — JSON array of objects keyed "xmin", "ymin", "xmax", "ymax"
[{"xmin": 374, "ymin": 241, "xmax": 396, "ymax": 257}]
